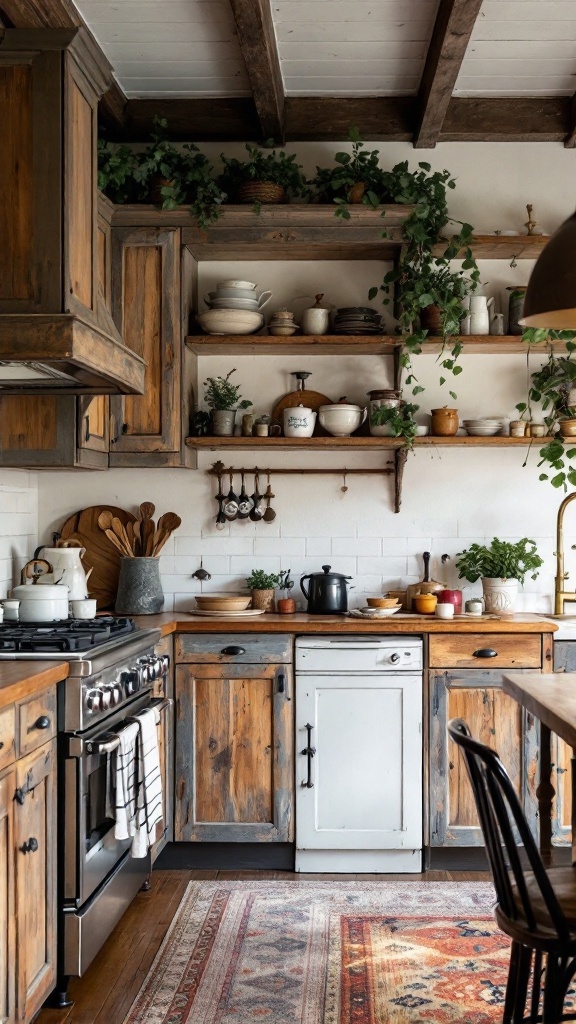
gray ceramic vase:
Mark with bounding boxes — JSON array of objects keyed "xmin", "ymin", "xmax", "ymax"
[{"xmin": 115, "ymin": 556, "xmax": 164, "ymax": 614}]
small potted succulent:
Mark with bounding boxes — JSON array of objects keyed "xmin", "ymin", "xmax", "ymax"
[
  {"xmin": 203, "ymin": 369, "xmax": 252, "ymax": 436},
  {"xmin": 219, "ymin": 143, "xmax": 308, "ymax": 207},
  {"xmin": 245, "ymin": 569, "xmax": 283, "ymax": 612},
  {"xmin": 277, "ymin": 570, "xmax": 296, "ymax": 614},
  {"xmin": 456, "ymin": 537, "xmax": 543, "ymax": 614},
  {"xmin": 310, "ymin": 127, "xmax": 390, "ymax": 215}
]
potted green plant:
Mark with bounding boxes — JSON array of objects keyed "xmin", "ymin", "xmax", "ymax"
[
  {"xmin": 97, "ymin": 140, "xmax": 142, "ymax": 204},
  {"xmin": 203, "ymin": 369, "xmax": 252, "ymax": 436},
  {"xmin": 455, "ymin": 537, "xmax": 543, "ymax": 614},
  {"xmin": 245, "ymin": 569, "xmax": 283, "ymax": 612},
  {"xmin": 136, "ymin": 117, "xmax": 226, "ymax": 226},
  {"xmin": 219, "ymin": 143, "xmax": 308, "ymax": 207},
  {"xmin": 369, "ymin": 401, "xmax": 419, "ymax": 446},
  {"xmin": 309, "ymin": 127, "xmax": 390, "ymax": 214}
]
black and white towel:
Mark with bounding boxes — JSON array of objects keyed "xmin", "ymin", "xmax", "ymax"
[{"xmin": 113, "ymin": 709, "xmax": 163, "ymax": 858}]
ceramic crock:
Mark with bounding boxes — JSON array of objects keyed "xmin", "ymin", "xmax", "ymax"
[
  {"xmin": 283, "ymin": 405, "xmax": 317, "ymax": 438},
  {"xmin": 431, "ymin": 407, "xmax": 459, "ymax": 436}
]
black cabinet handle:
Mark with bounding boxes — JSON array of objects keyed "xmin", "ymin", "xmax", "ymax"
[
  {"xmin": 301, "ymin": 724, "xmax": 316, "ymax": 788},
  {"xmin": 84, "ymin": 415, "xmax": 90, "ymax": 443},
  {"xmin": 34, "ymin": 716, "xmax": 51, "ymax": 730},
  {"xmin": 220, "ymin": 646, "xmax": 245, "ymax": 656},
  {"xmin": 20, "ymin": 837, "xmax": 39, "ymax": 854},
  {"xmin": 472, "ymin": 648, "xmax": 498, "ymax": 659},
  {"xmin": 277, "ymin": 671, "xmax": 290, "ymax": 700}
]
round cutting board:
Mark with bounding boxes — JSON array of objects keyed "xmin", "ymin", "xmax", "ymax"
[
  {"xmin": 272, "ymin": 388, "xmax": 333, "ymax": 436},
  {"xmin": 59, "ymin": 505, "xmax": 137, "ymax": 610}
]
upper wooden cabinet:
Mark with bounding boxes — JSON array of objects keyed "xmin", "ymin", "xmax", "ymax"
[{"xmin": 0, "ymin": 29, "xmax": 145, "ymax": 395}]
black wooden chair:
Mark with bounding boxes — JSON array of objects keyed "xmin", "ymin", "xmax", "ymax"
[{"xmin": 448, "ymin": 718, "xmax": 576, "ymax": 1023}]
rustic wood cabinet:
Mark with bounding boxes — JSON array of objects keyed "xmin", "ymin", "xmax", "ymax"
[
  {"xmin": 150, "ymin": 634, "xmax": 174, "ymax": 864},
  {"xmin": 174, "ymin": 634, "xmax": 294, "ymax": 842},
  {"xmin": 428, "ymin": 632, "xmax": 552, "ymax": 849},
  {"xmin": 0, "ymin": 687, "xmax": 57, "ymax": 1024}
]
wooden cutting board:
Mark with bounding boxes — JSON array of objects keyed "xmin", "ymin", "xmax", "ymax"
[
  {"xmin": 59, "ymin": 505, "xmax": 137, "ymax": 611},
  {"xmin": 272, "ymin": 388, "xmax": 334, "ymax": 437}
]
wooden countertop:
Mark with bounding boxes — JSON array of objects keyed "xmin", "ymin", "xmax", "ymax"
[
  {"xmin": 503, "ymin": 673, "xmax": 576, "ymax": 748},
  {"xmin": 0, "ymin": 661, "xmax": 69, "ymax": 710},
  {"xmin": 133, "ymin": 611, "xmax": 557, "ymax": 638}
]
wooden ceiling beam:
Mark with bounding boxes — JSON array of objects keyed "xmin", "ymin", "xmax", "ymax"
[
  {"xmin": 0, "ymin": 0, "xmax": 127, "ymax": 131},
  {"xmin": 284, "ymin": 97, "xmax": 415, "ymax": 141},
  {"xmin": 120, "ymin": 98, "xmax": 261, "ymax": 142},
  {"xmin": 441, "ymin": 97, "xmax": 570, "ymax": 142},
  {"xmin": 414, "ymin": 0, "xmax": 484, "ymax": 149},
  {"xmin": 228, "ymin": 0, "xmax": 284, "ymax": 143}
]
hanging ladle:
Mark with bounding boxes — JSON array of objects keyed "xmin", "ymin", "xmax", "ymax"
[
  {"xmin": 215, "ymin": 467, "xmax": 226, "ymax": 530},
  {"xmin": 263, "ymin": 472, "xmax": 276, "ymax": 523},
  {"xmin": 223, "ymin": 469, "xmax": 239, "ymax": 521},
  {"xmin": 249, "ymin": 469, "xmax": 264, "ymax": 521},
  {"xmin": 237, "ymin": 470, "xmax": 253, "ymax": 519}
]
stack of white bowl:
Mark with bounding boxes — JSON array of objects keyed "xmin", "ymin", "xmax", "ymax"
[
  {"xmin": 462, "ymin": 417, "xmax": 503, "ymax": 436},
  {"xmin": 198, "ymin": 279, "xmax": 271, "ymax": 336}
]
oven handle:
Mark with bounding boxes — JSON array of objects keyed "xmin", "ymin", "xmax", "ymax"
[
  {"xmin": 150, "ymin": 697, "xmax": 173, "ymax": 723},
  {"xmin": 85, "ymin": 733, "xmax": 121, "ymax": 755}
]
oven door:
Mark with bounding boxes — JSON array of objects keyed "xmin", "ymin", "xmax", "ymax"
[{"xmin": 63, "ymin": 691, "xmax": 153, "ymax": 908}]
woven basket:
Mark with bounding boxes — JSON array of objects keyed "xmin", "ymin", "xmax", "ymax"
[{"xmin": 238, "ymin": 181, "xmax": 286, "ymax": 204}]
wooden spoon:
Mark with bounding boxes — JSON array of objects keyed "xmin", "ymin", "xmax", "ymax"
[
  {"xmin": 152, "ymin": 513, "xmax": 182, "ymax": 556},
  {"xmin": 97, "ymin": 510, "xmax": 114, "ymax": 532},
  {"xmin": 111, "ymin": 517, "xmax": 134, "ymax": 556},
  {"xmin": 139, "ymin": 501, "xmax": 155, "ymax": 523},
  {"xmin": 104, "ymin": 529, "xmax": 130, "ymax": 557}
]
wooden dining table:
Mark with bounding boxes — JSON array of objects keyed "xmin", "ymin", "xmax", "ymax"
[{"xmin": 503, "ymin": 672, "xmax": 576, "ymax": 863}]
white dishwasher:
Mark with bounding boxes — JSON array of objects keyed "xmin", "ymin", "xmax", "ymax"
[{"xmin": 295, "ymin": 635, "xmax": 423, "ymax": 873}]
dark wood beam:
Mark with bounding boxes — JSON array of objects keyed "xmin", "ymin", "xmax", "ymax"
[
  {"xmin": 565, "ymin": 93, "xmax": 576, "ymax": 149},
  {"xmin": 284, "ymin": 97, "xmax": 415, "ymax": 141},
  {"xmin": 0, "ymin": 0, "xmax": 127, "ymax": 131},
  {"xmin": 441, "ymin": 97, "xmax": 570, "ymax": 142},
  {"xmin": 228, "ymin": 0, "xmax": 284, "ymax": 142},
  {"xmin": 414, "ymin": 0, "xmax": 484, "ymax": 149},
  {"xmin": 121, "ymin": 98, "xmax": 261, "ymax": 142}
]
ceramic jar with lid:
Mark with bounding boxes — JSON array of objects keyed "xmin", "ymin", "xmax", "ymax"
[{"xmin": 431, "ymin": 407, "xmax": 459, "ymax": 436}]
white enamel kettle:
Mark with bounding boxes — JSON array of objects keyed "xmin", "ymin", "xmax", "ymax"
[{"xmin": 33, "ymin": 539, "xmax": 92, "ymax": 600}]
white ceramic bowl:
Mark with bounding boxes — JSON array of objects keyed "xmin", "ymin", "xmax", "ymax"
[
  {"xmin": 214, "ymin": 286, "xmax": 259, "ymax": 300},
  {"xmin": 319, "ymin": 404, "xmax": 366, "ymax": 437},
  {"xmin": 218, "ymin": 279, "xmax": 257, "ymax": 290},
  {"xmin": 415, "ymin": 425, "xmax": 429, "ymax": 436},
  {"xmin": 198, "ymin": 309, "xmax": 264, "ymax": 335},
  {"xmin": 209, "ymin": 298, "xmax": 261, "ymax": 310}
]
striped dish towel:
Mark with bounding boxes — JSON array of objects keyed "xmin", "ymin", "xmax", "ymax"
[
  {"xmin": 114, "ymin": 720, "xmax": 140, "ymax": 844},
  {"xmin": 132, "ymin": 707, "xmax": 163, "ymax": 858}
]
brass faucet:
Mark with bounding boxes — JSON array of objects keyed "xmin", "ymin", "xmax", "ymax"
[{"xmin": 555, "ymin": 492, "xmax": 576, "ymax": 613}]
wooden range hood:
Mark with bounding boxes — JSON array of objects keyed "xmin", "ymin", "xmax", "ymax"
[{"xmin": 0, "ymin": 29, "xmax": 145, "ymax": 395}]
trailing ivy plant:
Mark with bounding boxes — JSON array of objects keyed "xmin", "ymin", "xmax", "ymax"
[
  {"xmin": 516, "ymin": 331, "xmax": 576, "ymax": 489},
  {"xmin": 97, "ymin": 140, "xmax": 142, "ymax": 204},
  {"xmin": 369, "ymin": 402, "xmax": 419, "ymax": 448},
  {"xmin": 309, "ymin": 127, "xmax": 391, "ymax": 212}
]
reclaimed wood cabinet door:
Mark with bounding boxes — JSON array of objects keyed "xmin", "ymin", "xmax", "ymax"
[
  {"xmin": 175, "ymin": 662, "xmax": 294, "ymax": 842},
  {"xmin": 0, "ymin": 769, "xmax": 15, "ymax": 1024},
  {"xmin": 13, "ymin": 740, "xmax": 56, "ymax": 1024},
  {"xmin": 429, "ymin": 670, "xmax": 538, "ymax": 847},
  {"xmin": 151, "ymin": 635, "xmax": 174, "ymax": 864}
]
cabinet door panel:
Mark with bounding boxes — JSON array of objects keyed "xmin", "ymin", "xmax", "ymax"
[
  {"xmin": 175, "ymin": 664, "xmax": 293, "ymax": 842},
  {"xmin": 430, "ymin": 670, "xmax": 538, "ymax": 847},
  {"xmin": 14, "ymin": 741, "xmax": 56, "ymax": 1023},
  {"xmin": 0, "ymin": 769, "xmax": 15, "ymax": 1024}
]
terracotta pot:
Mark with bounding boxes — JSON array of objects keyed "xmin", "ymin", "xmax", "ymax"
[
  {"xmin": 347, "ymin": 182, "xmax": 365, "ymax": 204},
  {"xmin": 431, "ymin": 407, "xmax": 459, "ymax": 436},
  {"xmin": 238, "ymin": 181, "xmax": 286, "ymax": 204},
  {"xmin": 420, "ymin": 304, "xmax": 444, "ymax": 336},
  {"xmin": 277, "ymin": 598, "xmax": 296, "ymax": 614},
  {"xmin": 251, "ymin": 588, "xmax": 276, "ymax": 611}
]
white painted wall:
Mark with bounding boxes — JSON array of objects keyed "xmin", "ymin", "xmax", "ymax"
[
  {"xmin": 29, "ymin": 142, "xmax": 576, "ymax": 612},
  {"xmin": 0, "ymin": 470, "xmax": 38, "ymax": 599}
]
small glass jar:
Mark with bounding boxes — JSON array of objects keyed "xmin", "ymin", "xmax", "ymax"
[
  {"xmin": 465, "ymin": 598, "xmax": 483, "ymax": 615},
  {"xmin": 509, "ymin": 420, "xmax": 526, "ymax": 438}
]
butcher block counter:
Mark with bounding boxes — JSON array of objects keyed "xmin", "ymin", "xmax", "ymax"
[
  {"xmin": 0, "ymin": 660, "xmax": 69, "ymax": 710},
  {"xmin": 133, "ymin": 611, "xmax": 557, "ymax": 638}
]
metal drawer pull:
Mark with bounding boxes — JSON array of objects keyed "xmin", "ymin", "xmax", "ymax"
[
  {"xmin": 20, "ymin": 837, "xmax": 39, "ymax": 854},
  {"xmin": 33, "ymin": 715, "xmax": 51, "ymax": 730},
  {"xmin": 221, "ymin": 645, "xmax": 245, "ymax": 655},
  {"xmin": 472, "ymin": 648, "xmax": 498, "ymax": 658},
  {"xmin": 86, "ymin": 733, "xmax": 121, "ymax": 755},
  {"xmin": 301, "ymin": 724, "xmax": 316, "ymax": 789},
  {"xmin": 277, "ymin": 672, "xmax": 291, "ymax": 700}
]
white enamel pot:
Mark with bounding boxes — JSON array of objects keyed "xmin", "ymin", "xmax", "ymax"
[
  {"xmin": 283, "ymin": 406, "xmax": 317, "ymax": 438},
  {"xmin": 11, "ymin": 582, "xmax": 70, "ymax": 621}
]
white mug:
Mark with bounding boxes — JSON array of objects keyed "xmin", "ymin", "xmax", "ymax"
[
  {"xmin": 435, "ymin": 602, "xmax": 454, "ymax": 619},
  {"xmin": 1, "ymin": 599, "xmax": 19, "ymax": 621},
  {"xmin": 283, "ymin": 405, "xmax": 317, "ymax": 438},
  {"xmin": 70, "ymin": 599, "xmax": 97, "ymax": 619}
]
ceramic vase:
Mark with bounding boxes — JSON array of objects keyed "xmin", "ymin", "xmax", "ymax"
[
  {"xmin": 115, "ymin": 557, "xmax": 164, "ymax": 614},
  {"xmin": 212, "ymin": 409, "xmax": 236, "ymax": 436},
  {"xmin": 481, "ymin": 577, "xmax": 518, "ymax": 614},
  {"xmin": 431, "ymin": 407, "xmax": 459, "ymax": 436}
]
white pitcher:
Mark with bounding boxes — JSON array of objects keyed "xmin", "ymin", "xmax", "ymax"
[
  {"xmin": 34, "ymin": 542, "xmax": 91, "ymax": 600},
  {"xmin": 469, "ymin": 295, "xmax": 494, "ymax": 335}
]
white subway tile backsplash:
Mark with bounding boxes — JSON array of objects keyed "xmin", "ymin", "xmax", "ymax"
[
  {"xmin": 332, "ymin": 537, "xmax": 382, "ymax": 557},
  {"xmin": 254, "ymin": 537, "xmax": 305, "ymax": 557},
  {"xmin": 0, "ymin": 471, "xmax": 38, "ymax": 598},
  {"xmin": 229, "ymin": 555, "xmax": 282, "ymax": 576},
  {"xmin": 305, "ymin": 538, "xmax": 333, "ymax": 557},
  {"xmin": 357, "ymin": 556, "xmax": 407, "ymax": 575}
]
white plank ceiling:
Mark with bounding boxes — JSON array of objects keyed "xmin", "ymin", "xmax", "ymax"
[{"xmin": 74, "ymin": 0, "xmax": 576, "ymax": 100}]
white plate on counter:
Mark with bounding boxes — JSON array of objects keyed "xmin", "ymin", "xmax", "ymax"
[
  {"xmin": 349, "ymin": 606, "xmax": 401, "ymax": 618},
  {"xmin": 187, "ymin": 608, "xmax": 266, "ymax": 617}
]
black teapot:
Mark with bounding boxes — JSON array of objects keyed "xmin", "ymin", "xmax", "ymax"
[{"xmin": 300, "ymin": 564, "xmax": 353, "ymax": 614}]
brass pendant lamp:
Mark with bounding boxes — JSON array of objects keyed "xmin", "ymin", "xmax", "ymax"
[{"xmin": 520, "ymin": 211, "xmax": 576, "ymax": 328}]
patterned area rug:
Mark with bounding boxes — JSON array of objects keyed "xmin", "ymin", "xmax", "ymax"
[{"xmin": 123, "ymin": 880, "xmax": 510, "ymax": 1024}]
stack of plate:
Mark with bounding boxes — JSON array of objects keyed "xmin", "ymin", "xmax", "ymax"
[
  {"xmin": 268, "ymin": 309, "xmax": 298, "ymax": 336},
  {"xmin": 333, "ymin": 307, "xmax": 383, "ymax": 335},
  {"xmin": 462, "ymin": 418, "xmax": 503, "ymax": 436}
]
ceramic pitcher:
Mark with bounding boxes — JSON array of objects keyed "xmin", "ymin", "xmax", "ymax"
[{"xmin": 469, "ymin": 295, "xmax": 494, "ymax": 335}]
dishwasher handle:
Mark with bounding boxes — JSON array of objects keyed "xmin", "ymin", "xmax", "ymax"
[{"xmin": 300, "ymin": 724, "xmax": 316, "ymax": 788}]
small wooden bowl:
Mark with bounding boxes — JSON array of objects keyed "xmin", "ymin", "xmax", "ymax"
[{"xmin": 366, "ymin": 597, "xmax": 400, "ymax": 608}]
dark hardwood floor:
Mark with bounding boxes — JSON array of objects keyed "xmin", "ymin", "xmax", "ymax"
[{"xmin": 37, "ymin": 867, "xmax": 490, "ymax": 1024}]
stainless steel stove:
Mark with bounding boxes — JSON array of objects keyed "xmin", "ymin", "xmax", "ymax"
[{"xmin": 0, "ymin": 616, "xmax": 170, "ymax": 1006}]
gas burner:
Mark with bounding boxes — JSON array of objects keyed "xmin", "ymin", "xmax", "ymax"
[{"xmin": 0, "ymin": 616, "xmax": 136, "ymax": 653}]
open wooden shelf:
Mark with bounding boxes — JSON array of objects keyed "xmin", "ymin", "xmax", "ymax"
[
  {"xmin": 186, "ymin": 334, "xmax": 561, "ymax": 356},
  {"xmin": 185, "ymin": 434, "xmax": 546, "ymax": 452},
  {"xmin": 434, "ymin": 234, "xmax": 548, "ymax": 260}
]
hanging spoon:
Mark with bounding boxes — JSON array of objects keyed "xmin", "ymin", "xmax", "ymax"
[
  {"xmin": 237, "ymin": 470, "xmax": 253, "ymax": 519},
  {"xmin": 262, "ymin": 472, "xmax": 276, "ymax": 523},
  {"xmin": 249, "ymin": 469, "xmax": 264, "ymax": 521},
  {"xmin": 215, "ymin": 468, "xmax": 227, "ymax": 530},
  {"xmin": 223, "ymin": 469, "xmax": 239, "ymax": 520}
]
